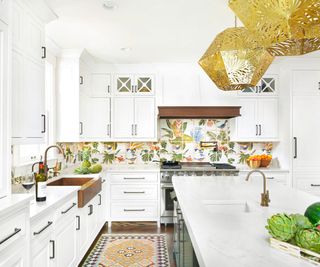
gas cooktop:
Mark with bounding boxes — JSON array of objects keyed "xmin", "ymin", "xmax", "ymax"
[{"xmin": 161, "ymin": 161, "xmax": 237, "ymax": 170}]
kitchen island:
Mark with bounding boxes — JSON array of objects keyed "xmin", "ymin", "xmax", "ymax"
[{"xmin": 173, "ymin": 176, "xmax": 319, "ymax": 267}]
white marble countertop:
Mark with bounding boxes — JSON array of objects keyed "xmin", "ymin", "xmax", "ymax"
[
  {"xmin": 173, "ymin": 176, "xmax": 318, "ymax": 267},
  {"xmin": 29, "ymin": 186, "xmax": 79, "ymax": 220},
  {"xmin": 0, "ymin": 194, "xmax": 33, "ymax": 217},
  {"xmin": 105, "ymin": 164, "xmax": 160, "ymax": 172}
]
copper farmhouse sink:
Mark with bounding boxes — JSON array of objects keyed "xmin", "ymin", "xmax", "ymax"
[{"xmin": 47, "ymin": 177, "xmax": 101, "ymax": 208}]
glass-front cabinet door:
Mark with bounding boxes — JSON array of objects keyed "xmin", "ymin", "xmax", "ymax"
[
  {"xmin": 115, "ymin": 74, "xmax": 134, "ymax": 95},
  {"xmin": 136, "ymin": 75, "xmax": 154, "ymax": 95},
  {"xmin": 238, "ymin": 74, "xmax": 278, "ymax": 96},
  {"xmin": 114, "ymin": 74, "xmax": 154, "ymax": 95}
]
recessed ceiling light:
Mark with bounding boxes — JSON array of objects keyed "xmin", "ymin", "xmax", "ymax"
[
  {"xmin": 102, "ymin": 0, "xmax": 117, "ymax": 10},
  {"xmin": 120, "ymin": 47, "xmax": 132, "ymax": 52}
]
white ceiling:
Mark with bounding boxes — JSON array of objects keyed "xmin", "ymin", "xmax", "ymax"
[{"xmin": 45, "ymin": 0, "xmax": 235, "ymax": 63}]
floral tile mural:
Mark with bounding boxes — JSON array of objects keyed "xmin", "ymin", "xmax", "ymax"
[{"xmin": 59, "ymin": 119, "xmax": 274, "ymax": 166}]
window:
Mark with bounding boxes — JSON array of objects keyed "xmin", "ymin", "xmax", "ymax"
[{"xmin": 12, "ymin": 59, "xmax": 56, "ymax": 166}]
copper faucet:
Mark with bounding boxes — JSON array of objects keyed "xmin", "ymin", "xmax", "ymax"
[
  {"xmin": 43, "ymin": 145, "xmax": 65, "ymax": 178},
  {"xmin": 246, "ymin": 170, "xmax": 270, "ymax": 207}
]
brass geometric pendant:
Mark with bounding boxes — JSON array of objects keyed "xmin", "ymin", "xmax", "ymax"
[
  {"xmin": 199, "ymin": 27, "xmax": 274, "ymax": 91},
  {"xmin": 229, "ymin": 0, "xmax": 320, "ymax": 56}
]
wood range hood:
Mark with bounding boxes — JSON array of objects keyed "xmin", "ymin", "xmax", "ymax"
[{"xmin": 158, "ymin": 106, "xmax": 241, "ymax": 119}]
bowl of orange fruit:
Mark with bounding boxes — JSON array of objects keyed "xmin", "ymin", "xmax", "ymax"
[
  {"xmin": 247, "ymin": 155, "xmax": 261, "ymax": 169},
  {"xmin": 260, "ymin": 154, "xmax": 272, "ymax": 167}
]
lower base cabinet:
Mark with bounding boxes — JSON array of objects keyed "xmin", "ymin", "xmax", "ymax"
[{"xmin": 0, "ymin": 244, "xmax": 28, "ymax": 267}]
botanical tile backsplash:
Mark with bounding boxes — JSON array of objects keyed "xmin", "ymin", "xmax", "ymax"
[{"xmin": 59, "ymin": 119, "xmax": 273, "ymax": 166}]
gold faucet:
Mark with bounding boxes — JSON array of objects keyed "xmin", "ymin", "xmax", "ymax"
[
  {"xmin": 43, "ymin": 145, "xmax": 65, "ymax": 178},
  {"xmin": 245, "ymin": 170, "xmax": 270, "ymax": 207}
]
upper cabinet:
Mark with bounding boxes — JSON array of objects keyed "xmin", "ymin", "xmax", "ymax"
[
  {"xmin": 11, "ymin": 0, "xmax": 54, "ymax": 144},
  {"xmin": 238, "ymin": 75, "xmax": 278, "ymax": 96},
  {"xmin": 91, "ymin": 73, "xmax": 111, "ymax": 97},
  {"xmin": 113, "ymin": 97, "xmax": 156, "ymax": 140},
  {"xmin": 231, "ymin": 74, "xmax": 279, "ymax": 142},
  {"xmin": 0, "ymin": 0, "xmax": 9, "ymax": 24},
  {"xmin": 114, "ymin": 74, "xmax": 155, "ymax": 96}
]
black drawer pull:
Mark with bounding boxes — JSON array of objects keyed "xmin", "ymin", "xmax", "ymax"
[
  {"xmin": 33, "ymin": 221, "xmax": 53, "ymax": 235},
  {"xmin": 61, "ymin": 203, "xmax": 76, "ymax": 214},
  {"xmin": 267, "ymin": 177, "xmax": 275, "ymax": 180},
  {"xmin": 88, "ymin": 204, "xmax": 93, "ymax": 215},
  {"xmin": 76, "ymin": 216, "xmax": 80, "ymax": 230},
  {"xmin": 311, "ymin": 184, "xmax": 320, "ymax": 187},
  {"xmin": 50, "ymin": 240, "xmax": 55, "ymax": 259},
  {"xmin": 124, "ymin": 209, "xmax": 145, "ymax": 212},
  {"xmin": 98, "ymin": 194, "xmax": 102, "ymax": 205},
  {"xmin": 0, "ymin": 228, "xmax": 21, "ymax": 245},
  {"xmin": 41, "ymin": 46, "xmax": 46, "ymax": 59},
  {"xmin": 102, "ymin": 179, "xmax": 106, "ymax": 183},
  {"xmin": 123, "ymin": 191, "xmax": 145, "ymax": 194}
]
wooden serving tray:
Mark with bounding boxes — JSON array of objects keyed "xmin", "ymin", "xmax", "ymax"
[{"xmin": 270, "ymin": 237, "xmax": 320, "ymax": 265}]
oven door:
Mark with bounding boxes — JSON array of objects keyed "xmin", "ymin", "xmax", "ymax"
[{"xmin": 161, "ymin": 183, "xmax": 175, "ymax": 219}]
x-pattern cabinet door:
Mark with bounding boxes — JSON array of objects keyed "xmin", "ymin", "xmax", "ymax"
[
  {"xmin": 135, "ymin": 75, "xmax": 154, "ymax": 95},
  {"xmin": 115, "ymin": 74, "xmax": 134, "ymax": 95}
]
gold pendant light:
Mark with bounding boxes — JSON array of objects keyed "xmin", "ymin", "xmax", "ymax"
[
  {"xmin": 199, "ymin": 26, "xmax": 274, "ymax": 91},
  {"xmin": 229, "ymin": 0, "xmax": 320, "ymax": 56}
]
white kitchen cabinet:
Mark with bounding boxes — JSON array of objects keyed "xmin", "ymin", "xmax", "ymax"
[
  {"xmin": 80, "ymin": 97, "xmax": 112, "ymax": 141},
  {"xmin": 0, "ymin": 18, "xmax": 9, "ymax": 197},
  {"xmin": 292, "ymin": 69, "xmax": 320, "ymax": 193},
  {"xmin": 0, "ymin": 245, "xmax": 27, "ymax": 267},
  {"xmin": 91, "ymin": 73, "xmax": 111, "ymax": 97},
  {"xmin": 0, "ymin": 0, "xmax": 9, "ymax": 24},
  {"xmin": 0, "ymin": 199, "xmax": 30, "ymax": 267},
  {"xmin": 233, "ymin": 98, "xmax": 278, "ymax": 141},
  {"xmin": 107, "ymin": 171, "xmax": 160, "ymax": 227},
  {"xmin": 11, "ymin": 0, "xmax": 53, "ymax": 144},
  {"xmin": 113, "ymin": 97, "xmax": 156, "ymax": 140},
  {"xmin": 114, "ymin": 74, "xmax": 154, "ymax": 96},
  {"xmin": 52, "ymin": 198, "xmax": 77, "ymax": 267},
  {"xmin": 238, "ymin": 75, "xmax": 278, "ymax": 96},
  {"xmin": 113, "ymin": 97, "xmax": 134, "ymax": 139}
]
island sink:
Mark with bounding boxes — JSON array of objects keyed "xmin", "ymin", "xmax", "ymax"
[
  {"xmin": 47, "ymin": 177, "xmax": 101, "ymax": 208},
  {"xmin": 202, "ymin": 200, "xmax": 254, "ymax": 214}
]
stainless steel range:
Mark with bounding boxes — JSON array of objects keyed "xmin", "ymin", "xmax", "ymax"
[{"xmin": 160, "ymin": 162, "xmax": 239, "ymax": 225}]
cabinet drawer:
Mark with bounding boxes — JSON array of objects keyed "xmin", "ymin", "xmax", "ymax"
[
  {"xmin": 111, "ymin": 185, "xmax": 158, "ymax": 200},
  {"xmin": 31, "ymin": 212, "xmax": 54, "ymax": 241},
  {"xmin": 111, "ymin": 202, "xmax": 158, "ymax": 219},
  {"xmin": 54, "ymin": 196, "xmax": 77, "ymax": 222},
  {"xmin": 0, "ymin": 209, "xmax": 27, "ymax": 252},
  {"xmin": 297, "ymin": 179, "xmax": 320, "ymax": 195},
  {"xmin": 110, "ymin": 173, "xmax": 158, "ymax": 184}
]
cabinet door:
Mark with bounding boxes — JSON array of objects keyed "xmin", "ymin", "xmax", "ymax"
[
  {"xmin": 12, "ymin": 51, "xmax": 24, "ymax": 139},
  {"xmin": 134, "ymin": 97, "xmax": 156, "ymax": 139},
  {"xmin": 257, "ymin": 98, "xmax": 278, "ymax": 139},
  {"xmin": 25, "ymin": 15, "xmax": 44, "ymax": 64},
  {"xmin": 292, "ymin": 70, "xmax": 320, "ymax": 96},
  {"xmin": 259, "ymin": 75, "xmax": 277, "ymax": 96},
  {"xmin": 54, "ymin": 218, "xmax": 77, "ymax": 267},
  {"xmin": 76, "ymin": 210, "xmax": 88, "ymax": 257},
  {"xmin": 135, "ymin": 75, "xmax": 154, "ymax": 95},
  {"xmin": 85, "ymin": 98, "xmax": 111, "ymax": 140},
  {"xmin": 86, "ymin": 201, "xmax": 97, "ymax": 240},
  {"xmin": 91, "ymin": 73, "xmax": 111, "ymax": 97},
  {"xmin": 0, "ymin": 246, "xmax": 27, "ymax": 267},
  {"xmin": 114, "ymin": 74, "xmax": 134, "ymax": 95},
  {"xmin": 0, "ymin": 0, "xmax": 9, "ymax": 24},
  {"xmin": 113, "ymin": 97, "xmax": 135, "ymax": 139},
  {"xmin": 79, "ymin": 92, "xmax": 90, "ymax": 140},
  {"xmin": 293, "ymin": 95, "xmax": 320, "ymax": 171},
  {"xmin": 79, "ymin": 62, "xmax": 91, "ymax": 96},
  {"xmin": 96, "ymin": 183, "xmax": 106, "ymax": 229},
  {"xmin": 12, "ymin": 1, "xmax": 24, "ymax": 53},
  {"xmin": 24, "ymin": 59, "xmax": 45, "ymax": 139},
  {"xmin": 236, "ymin": 98, "xmax": 257, "ymax": 140},
  {"xmin": 31, "ymin": 238, "xmax": 52, "ymax": 267}
]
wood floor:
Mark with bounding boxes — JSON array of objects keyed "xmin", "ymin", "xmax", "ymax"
[{"xmin": 79, "ymin": 222, "xmax": 176, "ymax": 267}]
